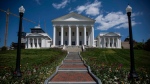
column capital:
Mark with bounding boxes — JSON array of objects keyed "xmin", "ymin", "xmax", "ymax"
[
  {"xmin": 76, "ymin": 25, "xmax": 79, "ymax": 27},
  {"xmin": 83, "ymin": 25, "xmax": 86, "ymax": 27},
  {"xmin": 53, "ymin": 25, "xmax": 56, "ymax": 27},
  {"xmin": 68, "ymin": 25, "xmax": 71, "ymax": 27},
  {"xmin": 91, "ymin": 25, "xmax": 94, "ymax": 27},
  {"xmin": 60, "ymin": 25, "xmax": 64, "ymax": 27}
]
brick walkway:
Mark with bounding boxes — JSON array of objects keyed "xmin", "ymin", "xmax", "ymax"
[{"xmin": 45, "ymin": 52, "xmax": 100, "ymax": 84}]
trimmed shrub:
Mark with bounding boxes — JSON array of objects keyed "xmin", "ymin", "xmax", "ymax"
[{"xmin": 1, "ymin": 46, "xmax": 7, "ymax": 51}]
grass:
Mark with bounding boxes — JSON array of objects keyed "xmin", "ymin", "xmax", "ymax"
[
  {"xmin": 81, "ymin": 48, "xmax": 150, "ymax": 83},
  {"xmin": 0, "ymin": 48, "xmax": 67, "ymax": 83}
]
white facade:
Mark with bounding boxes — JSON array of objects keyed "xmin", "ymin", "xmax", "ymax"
[
  {"xmin": 52, "ymin": 12, "xmax": 95, "ymax": 47},
  {"xmin": 25, "ymin": 26, "xmax": 52, "ymax": 49},
  {"xmin": 96, "ymin": 32, "xmax": 121, "ymax": 48}
]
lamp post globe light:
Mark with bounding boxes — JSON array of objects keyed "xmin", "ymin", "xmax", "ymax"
[
  {"xmin": 126, "ymin": 5, "xmax": 138, "ymax": 79},
  {"xmin": 14, "ymin": 5, "xmax": 25, "ymax": 77}
]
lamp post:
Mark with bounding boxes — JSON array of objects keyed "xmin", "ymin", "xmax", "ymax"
[
  {"xmin": 14, "ymin": 6, "xmax": 25, "ymax": 77},
  {"xmin": 126, "ymin": 5, "xmax": 138, "ymax": 79}
]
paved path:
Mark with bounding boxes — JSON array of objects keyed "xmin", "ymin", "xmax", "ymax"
[{"xmin": 45, "ymin": 52, "xmax": 101, "ymax": 84}]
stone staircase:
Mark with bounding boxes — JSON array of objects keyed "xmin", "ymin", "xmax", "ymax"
[
  {"xmin": 44, "ymin": 52, "xmax": 101, "ymax": 84},
  {"xmin": 64, "ymin": 46, "xmax": 82, "ymax": 52}
]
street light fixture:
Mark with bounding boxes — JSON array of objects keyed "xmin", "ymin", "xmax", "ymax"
[
  {"xmin": 126, "ymin": 5, "xmax": 138, "ymax": 79},
  {"xmin": 14, "ymin": 5, "xmax": 25, "ymax": 77}
]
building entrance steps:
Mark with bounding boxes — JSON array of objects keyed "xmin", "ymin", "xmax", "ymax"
[{"xmin": 44, "ymin": 52, "xmax": 102, "ymax": 84}]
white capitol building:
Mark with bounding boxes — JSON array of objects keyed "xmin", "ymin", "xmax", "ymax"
[{"xmin": 25, "ymin": 12, "xmax": 121, "ymax": 49}]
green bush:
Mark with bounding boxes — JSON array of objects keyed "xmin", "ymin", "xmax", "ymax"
[
  {"xmin": 134, "ymin": 42, "xmax": 144, "ymax": 50},
  {"xmin": 1, "ymin": 46, "xmax": 7, "ymax": 51}
]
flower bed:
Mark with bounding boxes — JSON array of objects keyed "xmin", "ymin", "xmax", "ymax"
[{"xmin": 0, "ymin": 48, "xmax": 67, "ymax": 83}]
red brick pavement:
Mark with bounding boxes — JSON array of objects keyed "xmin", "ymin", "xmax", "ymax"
[
  {"xmin": 60, "ymin": 64, "xmax": 87, "ymax": 69},
  {"xmin": 48, "ymin": 52, "xmax": 97, "ymax": 83},
  {"xmin": 63, "ymin": 60, "xmax": 82, "ymax": 63},
  {"xmin": 50, "ymin": 71, "xmax": 95, "ymax": 82}
]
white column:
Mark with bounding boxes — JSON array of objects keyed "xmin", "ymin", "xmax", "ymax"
[
  {"xmin": 84, "ymin": 26, "xmax": 86, "ymax": 45},
  {"xmin": 27, "ymin": 38, "xmax": 29, "ymax": 48},
  {"xmin": 33, "ymin": 38, "xmax": 35, "ymax": 48},
  {"xmin": 25, "ymin": 38, "xmax": 27, "ymax": 49},
  {"xmin": 45, "ymin": 38, "xmax": 47, "ymax": 48},
  {"xmin": 112, "ymin": 37, "xmax": 114, "ymax": 48},
  {"xmin": 92, "ymin": 26, "xmax": 94, "ymax": 46},
  {"xmin": 53, "ymin": 26, "xmax": 56, "ymax": 46},
  {"xmin": 37, "ymin": 38, "xmax": 39, "ymax": 48},
  {"xmin": 68, "ymin": 26, "xmax": 71, "ymax": 46},
  {"xmin": 97, "ymin": 36, "xmax": 100, "ymax": 47},
  {"xmin": 117, "ymin": 38, "xmax": 120, "ymax": 48},
  {"xmin": 99, "ymin": 37, "xmax": 101, "ymax": 47},
  {"xmin": 118, "ymin": 37, "xmax": 120, "ymax": 48},
  {"xmin": 116, "ymin": 38, "xmax": 118, "ymax": 48},
  {"xmin": 41, "ymin": 38, "xmax": 42, "ymax": 48},
  {"xmin": 76, "ymin": 26, "xmax": 79, "ymax": 46},
  {"xmin": 61, "ymin": 26, "xmax": 64, "ymax": 45},
  {"xmin": 104, "ymin": 37, "xmax": 105, "ymax": 48}
]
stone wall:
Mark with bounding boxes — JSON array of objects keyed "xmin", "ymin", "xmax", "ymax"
[{"xmin": 121, "ymin": 42, "xmax": 130, "ymax": 49}]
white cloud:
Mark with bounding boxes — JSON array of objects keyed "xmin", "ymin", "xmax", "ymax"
[
  {"xmin": 132, "ymin": 12, "xmax": 143, "ymax": 17},
  {"xmin": 76, "ymin": 0, "xmax": 101, "ymax": 16},
  {"xmin": 35, "ymin": 0, "xmax": 41, "ymax": 5},
  {"xmin": 95, "ymin": 12, "xmax": 141, "ymax": 30},
  {"xmin": 52, "ymin": 0, "xmax": 70, "ymax": 9},
  {"xmin": 116, "ymin": 21, "xmax": 141, "ymax": 29}
]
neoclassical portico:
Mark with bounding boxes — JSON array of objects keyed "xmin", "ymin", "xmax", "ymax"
[
  {"xmin": 96, "ymin": 32, "xmax": 121, "ymax": 48},
  {"xmin": 25, "ymin": 25, "xmax": 52, "ymax": 49},
  {"xmin": 52, "ymin": 12, "xmax": 95, "ymax": 47}
]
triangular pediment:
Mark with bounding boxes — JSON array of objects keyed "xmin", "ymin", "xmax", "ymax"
[
  {"xmin": 64, "ymin": 17, "xmax": 79, "ymax": 21},
  {"xmin": 52, "ymin": 12, "xmax": 95, "ymax": 22},
  {"xmin": 104, "ymin": 32, "xmax": 120, "ymax": 36}
]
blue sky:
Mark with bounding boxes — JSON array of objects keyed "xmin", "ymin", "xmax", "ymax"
[{"xmin": 0, "ymin": 0, "xmax": 150, "ymax": 47}]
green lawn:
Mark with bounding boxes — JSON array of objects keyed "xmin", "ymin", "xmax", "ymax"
[
  {"xmin": 81, "ymin": 48, "xmax": 150, "ymax": 83},
  {"xmin": 0, "ymin": 48, "xmax": 67, "ymax": 83}
]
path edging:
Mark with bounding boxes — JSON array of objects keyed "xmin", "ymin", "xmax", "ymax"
[
  {"xmin": 79, "ymin": 52, "xmax": 102, "ymax": 84},
  {"xmin": 44, "ymin": 53, "xmax": 69, "ymax": 84}
]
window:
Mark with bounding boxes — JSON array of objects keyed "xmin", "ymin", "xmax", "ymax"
[
  {"xmin": 110, "ymin": 43, "xmax": 112, "ymax": 47},
  {"xmin": 86, "ymin": 32, "xmax": 88, "ymax": 36},
  {"xmin": 114, "ymin": 43, "xmax": 116, "ymax": 47},
  {"xmin": 72, "ymin": 32, "xmax": 74, "ymax": 36},
  {"xmin": 72, "ymin": 41, "xmax": 75, "ymax": 45},
  {"xmin": 65, "ymin": 41, "xmax": 68, "ymax": 45},
  {"xmin": 87, "ymin": 41, "xmax": 88, "ymax": 45},
  {"xmin": 31, "ymin": 43, "xmax": 32, "ymax": 47},
  {"xmin": 59, "ymin": 32, "xmax": 61, "ymax": 36},
  {"xmin": 65, "ymin": 32, "xmax": 67, "ymax": 36},
  {"xmin": 80, "ymin": 32, "xmax": 82, "ymax": 36},
  {"xmin": 80, "ymin": 41, "xmax": 82, "ymax": 45},
  {"xmin": 35, "ymin": 43, "xmax": 37, "ymax": 47},
  {"xmin": 39, "ymin": 43, "xmax": 41, "ymax": 47}
]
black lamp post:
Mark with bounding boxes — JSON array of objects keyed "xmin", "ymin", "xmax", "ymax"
[
  {"xmin": 126, "ymin": 5, "xmax": 138, "ymax": 79},
  {"xmin": 14, "ymin": 5, "xmax": 25, "ymax": 77}
]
